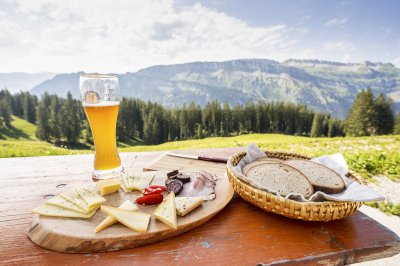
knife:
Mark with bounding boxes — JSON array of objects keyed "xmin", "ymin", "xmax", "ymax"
[{"xmin": 166, "ymin": 152, "xmax": 228, "ymax": 164}]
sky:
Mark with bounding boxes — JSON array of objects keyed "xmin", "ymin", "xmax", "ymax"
[{"xmin": 0, "ymin": 0, "xmax": 399, "ymax": 73}]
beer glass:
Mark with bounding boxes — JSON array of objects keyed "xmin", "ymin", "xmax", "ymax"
[{"xmin": 80, "ymin": 74, "xmax": 124, "ymax": 180}]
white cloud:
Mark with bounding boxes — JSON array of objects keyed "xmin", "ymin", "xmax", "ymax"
[
  {"xmin": 394, "ymin": 58, "xmax": 400, "ymax": 67},
  {"xmin": 324, "ymin": 18, "xmax": 348, "ymax": 27},
  {"xmin": 0, "ymin": 0, "xmax": 296, "ymax": 73},
  {"xmin": 342, "ymin": 53, "xmax": 351, "ymax": 62},
  {"xmin": 296, "ymin": 27, "xmax": 309, "ymax": 34},
  {"xmin": 324, "ymin": 41, "xmax": 354, "ymax": 51}
]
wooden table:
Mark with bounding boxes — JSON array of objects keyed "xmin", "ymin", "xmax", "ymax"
[{"xmin": 1, "ymin": 148, "xmax": 399, "ymax": 265}]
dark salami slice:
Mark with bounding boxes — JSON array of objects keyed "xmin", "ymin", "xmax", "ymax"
[
  {"xmin": 165, "ymin": 178, "xmax": 175, "ymax": 186},
  {"xmin": 167, "ymin": 170, "xmax": 179, "ymax": 178},
  {"xmin": 175, "ymin": 173, "xmax": 191, "ymax": 183},
  {"xmin": 166, "ymin": 179, "xmax": 183, "ymax": 194}
]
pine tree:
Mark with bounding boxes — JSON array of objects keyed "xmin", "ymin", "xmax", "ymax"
[
  {"xmin": 374, "ymin": 93, "xmax": 394, "ymax": 135},
  {"xmin": 221, "ymin": 103, "xmax": 232, "ymax": 136},
  {"xmin": 328, "ymin": 118, "xmax": 344, "ymax": 137},
  {"xmin": 0, "ymin": 99, "xmax": 12, "ymax": 128},
  {"xmin": 255, "ymin": 102, "xmax": 267, "ymax": 133},
  {"xmin": 36, "ymin": 101, "xmax": 50, "ymax": 141},
  {"xmin": 310, "ymin": 114, "xmax": 325, "ymax": 137},
  {"xmin": 61, "ymin": 92, "xmax": 81, "ymax": 144},
  {"xmin": 23, "ymin": 93, "xmax": 36, "ymax": 124},
  {"xmin": 394, "ymin": 112, "xmax": 400, "ymax": 135},
  {"xmin": 344, "ymin": 88, "xmax": 377, "ymax": 136},
  {"xmin": 48, "ymin": 95, "xmax": 62, "ymax": 142}
]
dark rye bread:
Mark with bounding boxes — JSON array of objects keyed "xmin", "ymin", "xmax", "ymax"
[
  {"xmin": 245, "ymin": 163, "xmax": 314, "ymax": 198},
  {"xmin": 284, "ymin": 160, "xmax": 346, "ymax": 194}
]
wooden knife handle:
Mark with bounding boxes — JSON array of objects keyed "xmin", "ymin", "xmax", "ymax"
[{"xmin": 198, "ymin": 155, "xmax": 228, "ymax": 164}]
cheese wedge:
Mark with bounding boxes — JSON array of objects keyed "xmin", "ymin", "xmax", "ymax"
[
  {"xmin": 46, "ymin": 195, "xmax": 87, "ymax": 214},
  {"xmin": 175, "ymin": 197, "xmax": 204, "ymax": 216},
  {"xmin": 124, "ymin": 173, "xmax": 154, "ymax": 191},
  {"xmin": 153, "ymin": 192, "xmax": 177, "ymax": 229},
  {"xmin": 101, "ymin": 206, "xmax": 151, "ymax": 233},
  {"xmin": 95, "ymin": 200, "xmax": 138, "ymax": 233},
  {"xmin": 118, "ymin": 175, "xmax": 132, "ymax": 193},
  {"xmin": 77, "ymin": 188, "xmax": 106, "ymax": 208},
  {"xmin": 60, "ymin": 189, "xmax": 91, "ymax": 212},
  {"xmin": 97, "ymin": 179, "xmax": 121, "ymax": 196},
  {"xmin": 32, "ymin": 203, "xmax": 97, "ymax": 218}
]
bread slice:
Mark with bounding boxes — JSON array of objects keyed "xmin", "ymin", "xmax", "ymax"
[
  {"xmin": 243, "ymin": 159, "xmax": 282, "ymax": 175},
  {"xmin": 245, "ymin": 163, "xmax": 314, "ymax": 198},
  {"xmin": 284, "ymin": 160, "xmax": 345, "ymax": 194}
]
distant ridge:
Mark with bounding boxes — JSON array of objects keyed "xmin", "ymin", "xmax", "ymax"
[
  {"xmin": 0, "ymin": 72, "xmax": 56, "ymax": 93},
  {"xmin": 27, "ymin": 59, "xmax": 400, "ymax": 118}
]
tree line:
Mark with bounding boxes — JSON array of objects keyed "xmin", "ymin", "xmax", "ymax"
[{"xmin": 1, "ymin": 88, "xmax": 399, "ymax": 145}]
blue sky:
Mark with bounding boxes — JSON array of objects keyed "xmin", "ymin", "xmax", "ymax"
[
  {"xmin": 181, "ymin": 0, "xmax": 400, "ymax": 64},
  {"xmin": 0, "ymin": 0, "xmax": 399, "ymax": 73}
]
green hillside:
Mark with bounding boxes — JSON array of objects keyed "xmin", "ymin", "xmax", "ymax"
[
  {"xmin": 0, "ymin": 116, "xmax": 88, "ymax": 157},
  {"xmin": 0, "ymin": 116, "xmax": 399, "ymax": 182}
]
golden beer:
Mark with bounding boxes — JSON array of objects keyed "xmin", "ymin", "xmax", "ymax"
[
  {"xmin": 84, "ymin": 102, "xmax": 121, "ymax": 170},
  {"xmin": 80, "ymin": 73, "xmax": 123, "ymax": 180}
]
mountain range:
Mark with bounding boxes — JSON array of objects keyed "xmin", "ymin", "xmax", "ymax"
[
  {"xmin": 0, "ymin": 72, "xmax": 56, "ymax": 93},
  {"xmin": 2, "ymin": 59, "xmax": 400, "ymax": 118}
]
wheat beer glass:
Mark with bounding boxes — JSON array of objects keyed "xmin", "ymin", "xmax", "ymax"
[{"xmin": 80, "ymin": 74, "xmax": 124, "ymax": 180}]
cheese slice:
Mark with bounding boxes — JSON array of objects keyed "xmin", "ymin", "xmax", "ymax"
[
  {"xmin": 124, "ymin": 172, "xmax": 154, "ymax": 191},
  {"xmin": 60, "ymin": 189, "xmax": 91, "ymax": 212},
  {"xmin": 97, "ymin": 179, "xmax": 121, "ymax": 196},
  {"xmin": 153, "ymin": 192, "xmax": 177, "ymax": 229},
  {"xmin": 95, "ymin": 200, "xmax": 138, "ymax": 233},
  {"xmin": 46, "ymin": 195, "xmax": 87, "ymax": 214},
  {"xmin": 101, "ymin": 206, "xmax": 151, "ymax": 233},
  {"xmin": 175, "ymin": 197, "xmax": 204, "ymax": 216},
  {"xmin": 77, "ymin": 188, "xmax": 106, "ymax": 208},
  {"xmin": 32, "ymin": 203, "xmax": 97, "ymax": 218},
  {"xmin": 118, "ymin": 175, "xmax": 132, "ymax": 193}
]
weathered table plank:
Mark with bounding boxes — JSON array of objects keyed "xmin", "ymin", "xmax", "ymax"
[{"xmin": 1, "ymin": 148, "xmax": 399, "ymax": 265}]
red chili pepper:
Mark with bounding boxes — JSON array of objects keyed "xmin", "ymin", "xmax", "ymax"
[
  {"xmin": 135, "ymin": 194, "xmax": 163, "ymax": 205},
  {"xmin": 142, "ymin": 187, "xmax": 164, "ymax": 195},
  {"xmin": 148, "ymin": 185, "xmax": 167, "ymax": 191}
]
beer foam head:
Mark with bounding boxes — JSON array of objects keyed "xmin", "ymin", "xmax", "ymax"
[{"xmin": 82, "ymin": 101, "xmax": 120, "ymax": 107}]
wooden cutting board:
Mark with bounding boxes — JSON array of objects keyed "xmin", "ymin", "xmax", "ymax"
[{"xmin": 27, "ymin": 158, "xmax": 233, "ymax": 253}]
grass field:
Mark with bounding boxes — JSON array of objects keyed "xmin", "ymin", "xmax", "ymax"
[
  {"xmin": 0, "ymin": 116, "xmax": 87, "ymax": 157},
  {"xmin": 1, "ymin": 116, "xmax": 399, "ymax": 182}
]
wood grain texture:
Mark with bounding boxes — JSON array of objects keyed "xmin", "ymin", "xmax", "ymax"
[
  {"xmin": 0, "ymin": 148, "xmax": 399, "ymax": 266},
  {"xmin": 26, "ymin": 171, "xmax": 234, "ymax": 253}
]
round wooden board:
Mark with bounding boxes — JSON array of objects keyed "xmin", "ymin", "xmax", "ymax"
[{"xmin": 27, "ymin": 171, "xmax": 234, "ymax": 253}]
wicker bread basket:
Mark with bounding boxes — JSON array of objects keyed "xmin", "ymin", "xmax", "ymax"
[{"xmin": 226, "ymin": 150, "xmax": 366, "ymax": 222}]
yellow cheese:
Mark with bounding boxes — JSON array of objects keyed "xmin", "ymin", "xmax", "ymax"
[
  {"xmin": 118, "ymin": 175, "xmax": 132, "ymax": 193},
  {"xmin": 175, "ymin": 197, "xmax": 204, "ymax": 216},
  {"xmin": 60, "ymin": 189, "xmax": 91, "ymax": 212},
  {"xmin": 32, "ymin": 203, "xmax": 97, "ymax": 218},
  {"xmin": 46, "ymin": 195, "xmax": 87, "ymax": 214},
  {"xmin": 101, "ymin": 206, "xmax": 151, "ymax": 233},
  {"xmin": 95, "ymin": 200, "xmax": 138, "ymax": 233},
  {"xmin": 153, "ymin": 192, "xmax": 177, "ymax": 229},
  {"xmin": 77, "ymin": 188, "xmax": 106, "ymax": 208},
  {"xmin": 97, "ymin": 179, "xmax": 121, "ymax": 196},
  {"xmin": 124, "ymin": 172, "xmax": 154, "ymax": 191}
]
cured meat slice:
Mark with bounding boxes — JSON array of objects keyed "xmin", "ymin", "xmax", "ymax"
[{"xmin": 179, "ymin": 171, "xmax": 217, "ymax": 201}]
